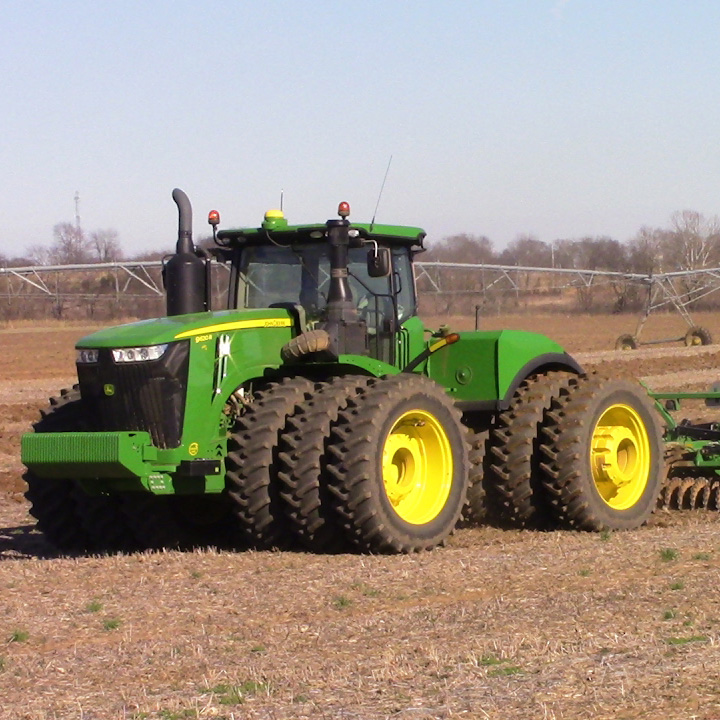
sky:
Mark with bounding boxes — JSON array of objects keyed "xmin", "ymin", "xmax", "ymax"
[{"xmin": 2, "ymin": 0, "xmax": 720, "ymax": 259}]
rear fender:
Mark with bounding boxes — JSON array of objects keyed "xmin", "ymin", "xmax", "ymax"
[
  {"xmin": 427, "ymin": 329, "xmax": 582, "ymax": 411},
  {"xmin": 498, "ymin": 352, "xmax": 583, "ymax": 410}
]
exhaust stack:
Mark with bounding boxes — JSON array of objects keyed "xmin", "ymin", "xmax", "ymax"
[{"xmin": 164, "ymin": 188, "xmax": 207, "ymax": 317}]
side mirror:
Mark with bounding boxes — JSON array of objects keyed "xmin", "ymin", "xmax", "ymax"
[{"xmin": 367, "ymin": 247, "xmax": 391, "ymax": 277}]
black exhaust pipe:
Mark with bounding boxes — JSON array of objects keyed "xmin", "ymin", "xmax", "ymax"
[
  {"xmin": 164, "ymin": 188, "xmax": 207, "ymax": 316},
  {"xmin": 173, "ymin": 188, "xmax": 194, "ymax": 255}
]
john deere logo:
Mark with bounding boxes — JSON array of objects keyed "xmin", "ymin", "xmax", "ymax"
[
  {"xmin": 103, "ymin": 384, "xmax": 115, "ymax": 396},
  {"xmin": 188, "ymin": 442, "xmax": 199, "ymax": 456}
]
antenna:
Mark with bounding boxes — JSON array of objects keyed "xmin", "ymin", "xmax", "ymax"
[
  {"xmin": 370, "ymin": 155, "xmax": 392, "ymax": 231},
  {"xmin": 280, "ymin": 188, "xmax": 284, "ymax": 212}
]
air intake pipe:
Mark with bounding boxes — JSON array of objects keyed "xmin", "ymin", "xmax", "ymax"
[
  {"xmin": 318, "ymin": 204, "xmax": 368, "ymax": 357},
  {"xmin": 164, "ymin": 188, "xmax": 207, "ymax": 316}
]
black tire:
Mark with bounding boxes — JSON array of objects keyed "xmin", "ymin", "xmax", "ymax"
[
  {"xmin": 121, "ymin": 493, "xmax": 185, "ymax": 550},
  {"xmin": 326, "ymin": 374, "xmax": 470, "ymax": 553},
  {"xmin": 460, "ymin": 429, "xmax": 489, "ymax": 526},
  {"xmin": 539, "ymin": 375, "xmax": 664, "ymax": 531},
  {"xmin": 122, "ymin": 493, "xmax": 238, "ymax": 551},
  {"xmin": 684, "ymin": 326, "xmax": 713, "ymax": 347},
  {"xmin": 277, "ymin": 376, "xmax": 370, "ymax": 552},
  {"xmin": 74, "ymin": 490, "xmax": 138, "ymax": 553},
  {"xmin": 484, "ymin": 371, "xmax": 574, "ymax": 529},
  {"xmin": 23, "ymin": 388, "xmax": 108, "ymax": 553},
  {"xmin": 171, "ymin": 493, "xmax": 242, "ymax": 549},
  {"xmin": 225, "ymin": 376, "xmax": 315, "ymax": 549},
  {"xmin": 615, "ymin": 334, "xmax": 638, "ymax": 351},
  {"xmin": 24, "ymin": 474, "xmax": 90, "ymax": 553}
]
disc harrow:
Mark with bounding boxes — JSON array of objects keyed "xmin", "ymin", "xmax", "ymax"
[
  {"xmin": 659, "ymin": 476, "xmax": 720, "ymax": 510},
  {"xmin": 660, "ymin": 444, "xmax": 720, "ymax": 510}
]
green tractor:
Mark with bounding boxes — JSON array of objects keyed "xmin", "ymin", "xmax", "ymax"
[{"xmin": 21, "ymin": 190, "xmax": 665, "ymax": 554}]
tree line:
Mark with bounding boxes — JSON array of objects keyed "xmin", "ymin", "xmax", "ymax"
[
  {"xmin": 423, "ymin": 210, "xmax": 720, "ymax": 276},
  {"xmin": 418, "ymin": 210, "xmax": 720, "ymax": 316},
  {"xmin": 1, "ymin": 210, "xmax": 719, "ymax": 321},
  {"xmin": 4, "ymin": 209, "xmax": 718, "ymax": 273},
  {"xmin": 0, "ymin": 223, "xmax": 166, "ymax": 268}
]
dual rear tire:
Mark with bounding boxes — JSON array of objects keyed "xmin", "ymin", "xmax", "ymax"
[
  {"xmin": 226, "ymin": 373, "xmax": 470, "ymax": 553},
  {"xmin": 325, "ymin": 374, "xmax": 469, "ymax": 553},
  {"xmin": 539, "ymin": 375, "xmax": 663, "ymax": 530},
  {"xmin": 478, "ymin": 372, "xmax": 664, "ymax": 532}
]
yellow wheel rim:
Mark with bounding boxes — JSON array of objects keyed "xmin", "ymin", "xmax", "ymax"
[
  {"xmin": 590, "ymin": 403, "xmax": 651, "ymax": 510},
  {"xmin": 381, "ymin": 409, "xmax": 453, "ymax": 525}
]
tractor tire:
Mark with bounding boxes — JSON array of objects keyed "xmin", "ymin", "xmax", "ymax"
[
  {"xmin": 170, "ymin": 493, "xmax": 242, "ymax": 549},
  {"xmin": 615, "ymin": 334, "xmax": 638, "ymax": 351},
  {"xmin": 461, "ymin": 429, "xmax": 489, "ymax": 525},
  {"xmin": 539, "ymin": 375, "xmax": 664, "ymax": 531},
  {"xmin": 326, "ymin": 374, "xmax": 470, "ymax": 553},
  {"xmin": 23, "ymin": 387, "xmax": 112, "ymax": 553},
  {"xmin": 121, "ymin": 493, "xmax": 186, "ymax": 550},
  {"xmin": 684, "ymin": 326, "xmax": 713, "ymax": 347},
  {"xmin": 24, "ymin": 474, "xmax": 90, "ymax": 553},
  {"xmin": 484, "ymin": 371, "xmax": 574, "ymax": 529},
  {"xmin": 225, "ymin": 376, "xmax": 315, "ymax": 549},
  {"xmin": 122, "ymin": 493, "xmax": 238, "ymax": 551},
  {"xmin": 277, "ymin": 375, "xmax": 370, "ymax": 552},
  {"xmin": 74, "ymin": 490, "xmax": 138, "ymax": 553}
]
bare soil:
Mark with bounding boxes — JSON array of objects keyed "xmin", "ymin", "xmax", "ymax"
[{"xmin": 2, "ymin": 315, "xmax": 720, "ymax": 719}]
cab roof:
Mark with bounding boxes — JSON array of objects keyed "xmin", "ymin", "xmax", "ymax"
[{"xmin": 216, "ymin": 221, "xmax": 426, "ymax": 249}]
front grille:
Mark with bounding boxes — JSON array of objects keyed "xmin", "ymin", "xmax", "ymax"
[{"xmin": 77, "ymin": 341, "xmax": 190, "ymax": 448}]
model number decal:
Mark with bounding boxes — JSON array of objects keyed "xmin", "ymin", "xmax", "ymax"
[
  {"xmin": 195, "ymin": 333, "xmax": 213, "ymax": 343},
  {"xmin": 174, "ymin": 317, "xmax": 293, "ymax": 339}
]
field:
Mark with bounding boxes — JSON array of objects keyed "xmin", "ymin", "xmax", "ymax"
[{"xmin": 2, "ymin": 312, "xmax": 720, "ymax": 719}]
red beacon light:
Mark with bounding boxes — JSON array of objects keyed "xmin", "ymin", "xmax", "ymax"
[
  {"xmin": 208, "ymin": 210, "xmax": 220, "ymax": 227},
  {"xmin": 338, "ymin": 201, "xmax": 350, "ymax": 218}
]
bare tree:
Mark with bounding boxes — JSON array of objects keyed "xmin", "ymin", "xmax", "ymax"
[
  {"xmin": 424, "ymin": 234, "xmax": 495, "ymax": 264},
  {"xmin": 499, "ymin": 235, "xmax": 552, "ymax": 267},
  {"xmin": 627, "ymin": 226, "xmax": 664, "ymax": 274},
  {"xmin": 660, "ymin": 210, "xmax": 720, "ymax": 305},
  {"xmin": 49, "ymin": 222, "xmax": 91, "ymax": 265},
  {"xmin": 90, "ymin": 229, "xmax": 122, "ymax": 262},
  {"xmin": 27, "ymin": 244, "xmax": 51, "ymax": 266},
  {"xmin": 661, "ymin": 210, "xmax": 720, "ymax": 272}
]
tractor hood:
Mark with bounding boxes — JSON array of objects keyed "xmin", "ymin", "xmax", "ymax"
[{"xmin": 75, "ymin": 308, "xmax": 294, "ymax": 349}]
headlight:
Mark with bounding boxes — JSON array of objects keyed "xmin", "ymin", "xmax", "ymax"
[
  {"xmin": 76, "ymin": 348, "xmax": 99, "ymax": 364},
  {"xmin": 112, "ymin": 343, "xmax": 169, "ymax": 363}
]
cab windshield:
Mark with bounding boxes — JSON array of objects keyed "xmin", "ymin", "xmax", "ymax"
[{"xmin": 235, "ymin": 243, "xmax": 415, "ymax": 325}]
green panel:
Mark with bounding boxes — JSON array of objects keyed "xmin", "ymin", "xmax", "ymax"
[
  {"xmin": 179, "ymin": 322, "xmax": 295, "ymax": 461},
  {"xmin": 22, "ymin": 431, "xmax": 161, "ymax": 479},
  {"xmin": 398, "ymin": 315, "xmax": 427, "ymax": 370},
  {"xmin": 496, "ymin": 330, "xmax": 566, "ymax": 398},
  {"xmin": 218, "ymin": 221, "xmax": 425, "ymax": 245},
  {"xmin": 426, "ymin": 332, "xmax": 500, "ymax": 402},
  {"xmin": 426, "ymin": 329, "xmax": 568, "ymax": 403}
]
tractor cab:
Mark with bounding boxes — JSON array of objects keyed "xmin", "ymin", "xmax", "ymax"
[{"xmin": 213, "ymin": 203, "xmax": 425, "ymax": 365}]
